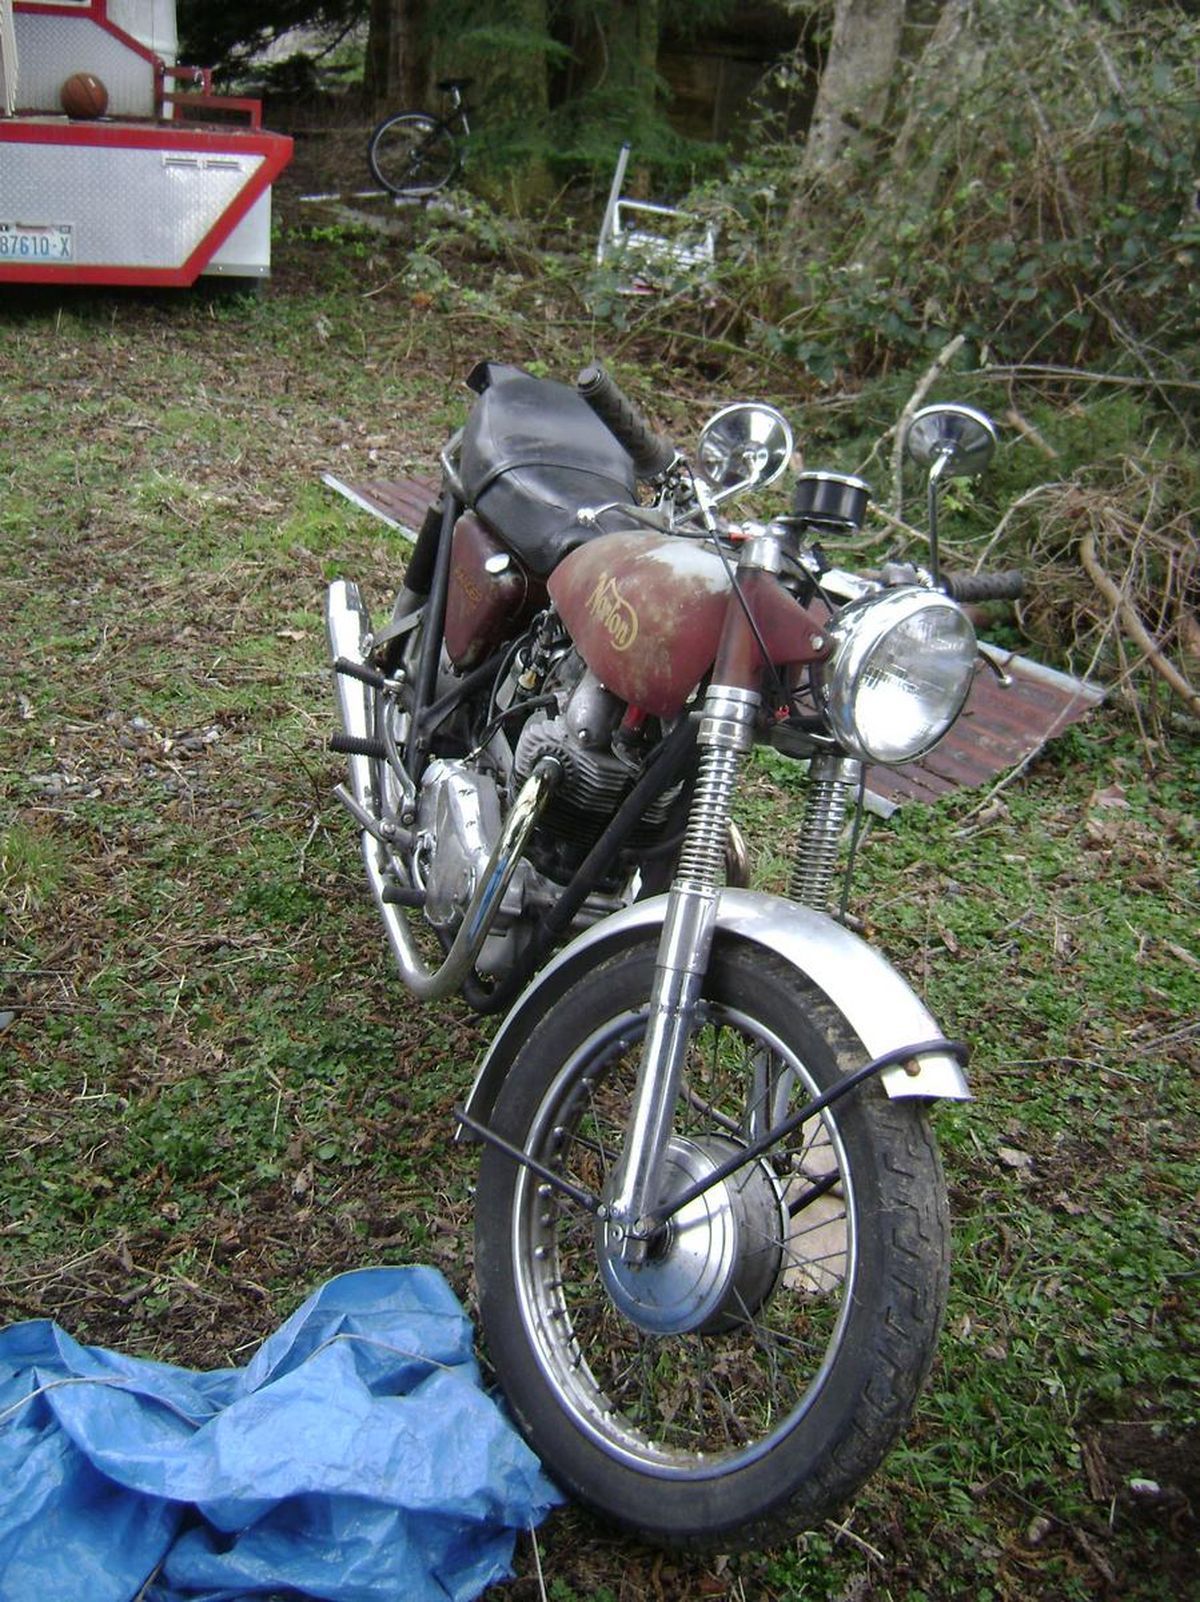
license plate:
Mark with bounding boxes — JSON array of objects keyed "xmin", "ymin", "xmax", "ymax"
[{"xmin": 0, "ymin": 223, "xmax": 74, "ymax": 262}]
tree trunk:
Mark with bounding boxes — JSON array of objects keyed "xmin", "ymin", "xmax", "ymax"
[
  {"xmin": 798, "ymin": 0, "xmax": 906, "ymax": 184},
  {"xmin": 618, "ymin": 0, "xmax": 660, "ymax": 135},
  {"xmin": 568, "ymin": 0, "xmax": 660, "ymax": 137},
  {"xmin": 364, "ymin": 0, "xmax": 430, "ymax": 111},
  {"xmin": 503, "ymin": 0, "xmax": 550, "ymax": 126},
  {"xmin": 886, "ymin": 0, "xmax": 981, "ymax": 185},
  {"xmin": 855, "ymin": 0, "xmax": 985, "ymax": 254}
]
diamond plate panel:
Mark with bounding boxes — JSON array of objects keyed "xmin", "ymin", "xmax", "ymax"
[
  {"xmin": 0, "ymin": 141, "xmax": 264, "ymax": 267},
  {"xmin": 14, "ymin": 13, "xmax": 156, "ymax": 115}
]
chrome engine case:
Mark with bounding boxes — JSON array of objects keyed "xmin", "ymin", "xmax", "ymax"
[{"xmin": 413, "ymin": 759, "xmax": 504, "ymax": 931}]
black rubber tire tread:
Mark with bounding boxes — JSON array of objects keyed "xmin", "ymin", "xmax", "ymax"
[
  {"xmin": 474, "ymin": 936, "xmax": 951, "ymax": 1552},
  {"xmin": 367, "ymin": 112, "xmax": 457, "ymax": 196}
]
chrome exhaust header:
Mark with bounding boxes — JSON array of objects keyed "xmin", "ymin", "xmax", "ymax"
[{"xmin": 325, "ymin": 580, "xmax": 559, "ymax": 1000}]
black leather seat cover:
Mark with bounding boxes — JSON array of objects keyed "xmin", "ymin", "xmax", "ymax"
[{"xmin": 460, "ymin": 366, "xmax": 637, "ymax": 576}]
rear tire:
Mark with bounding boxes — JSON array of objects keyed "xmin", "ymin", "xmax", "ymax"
[
  {"xmin": 474, "ymin": 936, "xmax": 951, "ymax": 1550},
  {"xmin": 367, "ymin": 113, "xmax": 458, "ymax": 196}
]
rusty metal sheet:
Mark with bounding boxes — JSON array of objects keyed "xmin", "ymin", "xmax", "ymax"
[
  {"xmin": 321, "ymin": 473, "xmax": 438, "ymax": 536},
  {"xmin": 325, "ymin": 474, "xmax": 1104, "ymax": 810},
  {"xmin": 865, "ymin": 658, "xmax": 1104, "ymax": 812}
]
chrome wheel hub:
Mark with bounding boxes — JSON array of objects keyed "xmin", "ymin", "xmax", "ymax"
[{"xmin": 597, "ymin": 1135, "xmax": 787, "ymax": 1335}]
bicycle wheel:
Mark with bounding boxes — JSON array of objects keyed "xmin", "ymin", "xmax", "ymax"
[{"xmin": 367, "ymin": 112, "xmax": 458, "ymax": 197}]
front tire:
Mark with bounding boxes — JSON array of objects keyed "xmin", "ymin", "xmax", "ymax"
[
  {"xmin": 474, "ymin": 936, "xmax": 951, "ymax": 1550},
  {"xmin": 367, "ymin": 113, "xmax": 458, "ymax": 196}
]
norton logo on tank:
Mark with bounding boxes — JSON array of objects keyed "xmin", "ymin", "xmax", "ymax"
[{"xmin": 586, "ymin": 572, "xmax": 639, "ymax": 652}]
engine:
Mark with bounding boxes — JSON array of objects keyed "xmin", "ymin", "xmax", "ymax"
[
  {"xmin": 408, "ymin": 661, "xmax": 680, "ymax": 968},
  {"xmin": 513, "ymin": 666, "xmax": 679, "ymax": 882}
]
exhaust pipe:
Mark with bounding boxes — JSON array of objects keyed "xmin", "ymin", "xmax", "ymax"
[
  {"xmin": 325, "ymin": 580, "xmax": 560, "ymax": 1000},
  {"xmin": 326, "ymin": 579, "xmax": 376, "ymax": 809}
]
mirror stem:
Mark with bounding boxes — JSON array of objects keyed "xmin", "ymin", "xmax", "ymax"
[{"xmin": 926, "ymin": 451, "xmax": 950, "ymax": 586}]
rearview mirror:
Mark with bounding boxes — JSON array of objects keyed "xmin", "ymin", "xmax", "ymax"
[
  {"xmin": 698, "ymin": 403, "xmax": 794, "ymax": 494},
  {"xmin": 905, "ymin": 403, "xmax": 997, "ymax": 480},
  {"xmin": 903, "ymin": 403, "xmax": 997, "ymax": 584}
]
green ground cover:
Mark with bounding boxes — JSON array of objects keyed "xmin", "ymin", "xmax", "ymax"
[{"xmin": 2, "ymin": 188, "xmax": 1196, "ymax": 1600}]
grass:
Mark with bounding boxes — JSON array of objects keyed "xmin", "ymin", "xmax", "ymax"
[{"xmin": 1, "ymin": 172, "xmax": 1198, "ymax": 1602}]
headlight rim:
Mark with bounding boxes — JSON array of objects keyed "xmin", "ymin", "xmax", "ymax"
[{"xmin": 817, "ymin": 586, "xmax": 977, "ymax": 766}]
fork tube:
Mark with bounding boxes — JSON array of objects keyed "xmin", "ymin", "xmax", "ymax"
[
  {"xmin": 788, "ymin": 754, "xmax": 863, "ymax": 912},
  {"xmin": 604, "ymin": 683, "xmax": 759, "ymax": 1250}
]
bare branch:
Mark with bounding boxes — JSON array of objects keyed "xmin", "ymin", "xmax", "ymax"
[
  {"xmin": 974, "ymin": 363, "xmax": 1200, "ymax": 395},
  {"xmin": 1079, "ymin": 531, "xmax": 1200, "ymax": 719},
  {"xmin": 889, "ymin": 333, "xmax": 966, "ymax": 514}
]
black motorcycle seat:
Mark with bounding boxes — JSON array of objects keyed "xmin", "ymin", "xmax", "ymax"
[{"xmin": 459, "ymin": 367, "xmax": 637, "ymax": 576}]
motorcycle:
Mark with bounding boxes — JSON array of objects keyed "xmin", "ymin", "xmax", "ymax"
[{"xmin": 324, "ymin": 360, "xmax": 1023, "ymax": 1550}]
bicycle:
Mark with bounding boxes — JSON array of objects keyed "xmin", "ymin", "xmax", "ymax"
[{"xmin": 366, "ymin": 78, "xmax": 472, "ymax": 198}]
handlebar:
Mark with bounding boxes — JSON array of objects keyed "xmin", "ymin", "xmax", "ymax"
[
  {"xmin": 941, "ymin": 570, "xmax": 1025, "ymax": 604},
  {"xmin": 576, "ymin": 364, "xmax": 677, "ymax": 482}
]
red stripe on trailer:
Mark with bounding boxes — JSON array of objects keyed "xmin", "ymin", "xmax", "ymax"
[{"xmin": 0, "ymin": 118, "xmax": 293, "ymax": 286}]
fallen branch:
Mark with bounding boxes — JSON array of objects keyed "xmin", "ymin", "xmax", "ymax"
[
  {"xmin": 890, "ymin": 333, "xmax": 967, "ymax": 513},
  {"xmin": 1079, "ymin": 530, "xmax": 1200, "ymax": 718},
  {"xmin": 975, "ymin": 363, "xmax": 1200, "ymax": 394},
  {"xmin": 869, "ymin": 503, "xmax": 930, "ymax": 552},
  {"xmin": 1004, "ymin": 407, "xmax": 1060, "ymax": 459},
  {"xmin": 974, "ymin": 480, "xmax": 1068, "ymax": 569}
]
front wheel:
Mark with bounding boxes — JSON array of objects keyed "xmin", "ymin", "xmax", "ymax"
[
  {"xmin": 474, "ymin": 937, "xmax": 951, "ymax": 1550},
  {"xmin": 367, "ymin": 112, "xmax": 458, "ymax": 196}
]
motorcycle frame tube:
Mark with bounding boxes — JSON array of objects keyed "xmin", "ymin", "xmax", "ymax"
[
  {"xmin": 460, "ymin": 887, "xmax": 971, "ymax": 1138},
  {"xmin": 461, "ymin": 712, "xmax": 700, "ymax": 1016},
  {"xmin": 407, "ymin": 488, "xmax": 462, "ymax": 773}
]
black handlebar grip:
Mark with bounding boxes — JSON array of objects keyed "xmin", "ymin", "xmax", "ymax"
[
  {"xmin": 576, "ymin": 364, "xmax": 677, "ymax": 481},
  {"xmin": 942, "ymin": 570, "xmax": 1026, "ymax": 604}
]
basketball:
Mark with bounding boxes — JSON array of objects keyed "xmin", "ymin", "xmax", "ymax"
[{"xmin": 60, "ymin": 72, "xmax": 109, "ymax": 119}]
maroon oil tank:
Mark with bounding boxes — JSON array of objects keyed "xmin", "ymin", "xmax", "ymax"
[
  {"xmin": 548, "ymin": 532, "xmax": 732, "ymax": 716},
  {"xmin": 444, "ymin": 513, "xmax": 531, "ymax": 670}
]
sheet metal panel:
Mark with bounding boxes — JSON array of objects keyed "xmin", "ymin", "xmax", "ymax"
[
  {"xmin": 325, "ymin": 474, "xmax": 1104, "ymax": 807},
  {"xmin": 866, "ymin": 660, "xmax": 1104, "ymax": 810},
  {"xmin": 1, "ymin": 0, "xmax": 17, "ymax": 116},
  {"xmin": 203, "ymin": 190, "xmax": 272, "ymax": 278},
  {"xmin": 0, "ymin": 119, "xmax": 292, "ymax": 282},
  {"xmin": 322, "ymin": 474, "xmax": 439, "ymax": 537},
  {"xmin": 105, "ymin": 0, "xmax": 175, "ymax": 62}
]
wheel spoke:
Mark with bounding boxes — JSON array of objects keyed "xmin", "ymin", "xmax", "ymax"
[{"xmin": 512, "ymin": 998, "xmax": 862, "ymax": 1463}]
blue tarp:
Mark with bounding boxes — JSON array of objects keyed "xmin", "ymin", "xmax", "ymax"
[{"xmin": 0, "ymin": 1266, "xmax": 561, "ymax": 1602}]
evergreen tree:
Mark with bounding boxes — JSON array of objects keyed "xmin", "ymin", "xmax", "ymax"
[{"xmin": 176, "ymin": 1, "xmax": 364, "ymax": 70}]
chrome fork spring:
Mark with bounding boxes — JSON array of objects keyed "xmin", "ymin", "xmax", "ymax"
[
  {"xmin": 675, "ymin": 743, "xmax": 746, "ymax": 890},
  {"xmin": 788, "ymin": 755, "xmax": 864, "ymax": 912}
]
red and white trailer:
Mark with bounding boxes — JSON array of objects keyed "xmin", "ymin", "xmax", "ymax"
[{"xmin": 0, "ymin": 0, "xmax": 292, "ymax": 286}]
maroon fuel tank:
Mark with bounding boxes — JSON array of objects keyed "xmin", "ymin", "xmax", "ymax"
[{"xmin": 547, "ymin": 533, "xmax": 732, "ymax": 716}]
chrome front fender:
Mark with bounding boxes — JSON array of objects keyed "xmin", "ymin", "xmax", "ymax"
[{"xmin": 461, "ymin": 888, "xmax": 970, "ymax": 1131}]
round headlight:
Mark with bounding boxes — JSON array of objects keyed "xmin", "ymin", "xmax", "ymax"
[{"xmin": 817, "ymin": 588, "xmax": 977, "ymax": 764}]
